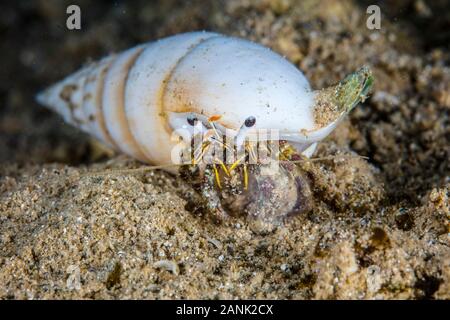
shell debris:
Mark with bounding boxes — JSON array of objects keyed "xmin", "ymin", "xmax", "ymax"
[{"xmin": 154, "ymin": 260, "xmax": 180, "ymax": 275}]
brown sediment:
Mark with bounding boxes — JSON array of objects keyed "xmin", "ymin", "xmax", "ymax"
[{"xmin": 312, "ymin": 87, "xmax": 341, "ymax": 128}]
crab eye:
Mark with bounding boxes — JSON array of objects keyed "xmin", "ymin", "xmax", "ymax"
[
  {"xmin": 244, "ymin": 116, "xmax": 256, "ymax": 127},
  {"xmin": 187, "ymin": 114, "xmax": 198, "ymax": 126}
]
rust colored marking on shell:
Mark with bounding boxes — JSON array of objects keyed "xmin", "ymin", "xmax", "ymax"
[
  {"xmin": 59, "ymin": 84, "xmax": 86, "ymax": 125},
  {"xmin": 208, "ymin": 115, "xmax": 222, "ymax": 122},
  {"xmin": 80, "ymin": 68, "xmax": 92, "ymax": 130},
  {"xmin": 59, "ymin": 84, "xmax": 78, "ymax": 103},
  {"xmin": 162, "ymin": 37, "xmax": 239, "ymax": 131},
  {"xmin": 97, "ymin": 59, "xmax": 118, "ymax": 148},
  {"xmin": 107, "ymin": 46, "xmax": 149, "ymax": 162},
  {"xmin": 159, "ymin": 35, "xmax": 221, "ymax": 138}
]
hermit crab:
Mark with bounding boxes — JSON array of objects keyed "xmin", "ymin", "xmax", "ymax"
[{"xmin": 37, "ymin": 31, "xmax": 373, "ymax": 223}]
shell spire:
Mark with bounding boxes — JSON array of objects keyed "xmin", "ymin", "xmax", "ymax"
[{"xmin": 36, "ymin": 56, "xmax": 118, "ymax": 149}]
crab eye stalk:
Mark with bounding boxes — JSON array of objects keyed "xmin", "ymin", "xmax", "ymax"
[
  {"xmin": 187, "ymin": 114, "xmax": 198, "ymax": 126},
  {"xmin": 244, "ymin": 116, "xmax": 256, "ymax": 128},
  {"xmin": 235, "ymin": 116, "xmax": 257, "ymax": 149}
]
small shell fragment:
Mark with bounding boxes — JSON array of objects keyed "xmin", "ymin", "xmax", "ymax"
[{"xmin": 154, "ymin": 260, "xmax": 180, "ymax": 275}]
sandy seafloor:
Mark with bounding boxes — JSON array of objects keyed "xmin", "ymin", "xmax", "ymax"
[{"xmin": 0, "ymin": 0, "xmax": 449, "ymax": 299}]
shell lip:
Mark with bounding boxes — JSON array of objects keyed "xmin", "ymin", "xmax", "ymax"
[
  {"xmin": 279, "ymin": 114, "xmax": 344, "ymax": 144},
  {"xmin": 168, "ymin": 110, "xmax": 338, "ymax": 146}
]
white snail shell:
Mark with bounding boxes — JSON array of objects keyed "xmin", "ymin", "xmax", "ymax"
[{"xmin": 37, "ymin": 31, "xmax": 360, "ymax": 170}]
